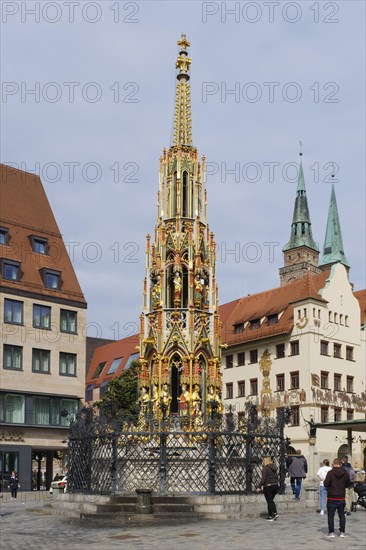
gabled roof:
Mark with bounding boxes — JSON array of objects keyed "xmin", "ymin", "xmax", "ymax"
[
  {"xmin": 219, "ymin": 270, "xmax": 330, "ymax": 346},
  {"xmin": 85, "ymin": 334, "xmax": 140, "ymax": 388},
  {"xmin": 0, "ymin": 164, "xmax": 86, "ymax": 305}
]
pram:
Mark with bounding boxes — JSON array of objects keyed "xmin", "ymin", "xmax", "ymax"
[{"xmin": 351, "ymin": 482, "xmax": 366, "ymax": 511}]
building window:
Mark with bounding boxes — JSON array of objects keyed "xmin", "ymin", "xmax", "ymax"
[
  {"xmin": 333, "ymin": 343, "xmax": 342, "ymax": 359},
  {"xmin": 60, "ymin": 309, "xmax": 77, "ymax": 333},
  {"xmin": 328, "ymin": 311, "xmax": 332, "ymax": 323},
  {"xmin": 321, "ymin": 406, "xmax": 329, "ymax": 423},
  {"xmin": 2, "ymin": 260, "xmax": 20, "ymax": 281},
  {"xmin": 268, "ymin": 314, "xmax": 278, "ymax": 325},
  {"xmin": 290, "ymin": 371, "xmax": 299, "ymax": 389},
  {"xmin": 237, "ymin": 381, "xmax": 245, "ymax": 397},
  {"xmin": 107, "ymin": 357, "xmax": 123, "ymax": 375},
  {"xmin": 339, "ymin": 314, "xmax": 343, "ymax": 325},
  {"xmin": 0, "ymin": 394, "xmax": 25, "ymax": 424},
  {"xmin": 347, "ymin": 409, "xmax": 354, "ymax": 421},
  {"xmin": 334, "ymin": 313, "xmax": 338, "ymax": 324},
  {"xmin": 3, "ymin": 345, "xmax": 23, "ymax": 370},
  {"xmin": 42, "ymin": 269, "xmax": 61, "ymax": 290},
  {"xmin": 290, "ymin": 341, "xmax": 299, "ymax": 356},
  {"xmin": 249, "ymin": 349, "xmax": 258, "ymax": 363},
  {"xmin": 32, "ymin": 349, "xmax": 50, "ymax": 373},
  {"xmin": 0, "ymin": 227, "xmax": 9, "ymax": 244},
  {"xmin": 226, "ymin": 383, "xmax": 233, "ymax": 399},
  {"xmin": 276, "ymin": 343, "xmax": 285, "ymax": 359},
  {"xmin": 33, "ymin": 397, "xmax": 50, "ymax": 425},
  {"xmin": 334, "ymin": 407, "xmax": 342, "ymax": 422},
  {"xmin": 250, "ymin": 319, "xmax": 261, "ymax": 329},
  {"xmin": 59, "ymin": 352, "xmax": 77, "ymax": 376},
  {"xmin": 291, "ymin": 406, "xmax": 300, "ymax": 426},
  {"xmin": 276, "ymin": 374, "xmax": 285, "ymax": 391},
  {"xmin": 321, "ymin": 371, "xmax": 329, "ymax": 389},
  {"xmin": 237, "ymin": 352, "xmax": 245, "ymax": 366},
  {"xmin": 92, "ymin": 361, "xmax": 107, "ymax": 379},
  {"xmin": 346, "ymin": 376, "xmax": 354, "ymax": 393},
  {"xmin": 346, "ymin": 346, "xmax": 354, "ymax": 361},
  {"xmin": 33, "ymin": 304, "xmax": 51, "ymax": 329},
  {"xmin": 320, "ymin": 340, "xmax": 329, "ymax": 355},
  {"xmin": 225, "ymin": 355, "xmax": 233, "ymax": 368},
  {"xmin": 345, "ymin": 315, "xmax": 349, "ymax": 326},
  {"xmin": 334, "ymin": 374, "xmax": 342, "ymax": 392},
  {"xmin": 250, "ymin": 378, "xmax": 258, "ymax": 395},
  {"xmin": 234, "ymin": 323, "xmax": 244, "ymax": 334},
  {"xmin": 31, "ymin": 236, "xmax": 48, "ymax": 254},
  {"xmin": 4, "ymin": 299, "xmax": 23, "ymax": 324}
]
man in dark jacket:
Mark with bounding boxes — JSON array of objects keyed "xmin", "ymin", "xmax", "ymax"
[
  {"xmin": 287, "ymin": 449, "xmax": 307, "ymax": 500},
  {"xmin": 341, "ymin": 455, "xmax": 355, "ymax": 515},
  {"xmin": 324, "ymin": 458, "xmax": 351, "ymax": 538}
]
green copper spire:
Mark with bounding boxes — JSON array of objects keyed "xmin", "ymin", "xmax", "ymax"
[
  {"xmin": 319, "ymin": 184, "xmax": 350, "ymax": 269},
  {"xmin": 283, "ymin": 153, "xmax": 318, "ymax": 252}
]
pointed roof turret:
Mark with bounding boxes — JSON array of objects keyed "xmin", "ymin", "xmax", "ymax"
[
  {"xmin": 319, "ymin": 183, "xmax": 350, "ymax": 269},
  {"xmin": 173, "ymin": 33, "xmax": 192, "ymax": 147},
  {"xmin": 283, "ymin": 150, "xmax": 318, "ymax": 252}
]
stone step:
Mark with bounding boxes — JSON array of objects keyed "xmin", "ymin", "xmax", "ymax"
[
  {"xmin": 153, "ymin": 503, "xmax": 194, "ymax": 513},
  {"xmin": 152, "ymin": 496, "xmax": 193, "ymax": 504}
]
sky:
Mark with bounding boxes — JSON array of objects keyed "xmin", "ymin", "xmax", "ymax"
[{"xmin": 2, "ymin": 0, "xmax": 365, "ymax": 341}]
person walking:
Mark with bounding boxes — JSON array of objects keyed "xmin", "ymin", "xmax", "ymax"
[
  {"xmin": 287, "ymin": 449, "xmax": 307, "ymax": 500},
  {"xmin": 317, "ymin": 459, "xmax": 332, "ymax": 515},
  {"xmin": 256, "ymin": 456, "xmax": 279, "ymax": 521},
  {"xmin": 324, "ymin": 457, "xmax": 351, "ymax": 538},
  {"xmin": 9, "ymin": 471, "xmax": 19, "ymax": 499},
  {"xmin": 341, "ymin": 455, "xmax": 355, "ymax": 515}
]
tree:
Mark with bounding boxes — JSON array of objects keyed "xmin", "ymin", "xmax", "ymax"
[{"xmin": 95, "ymin": 361, "xmax": 140, "ymax": 420}]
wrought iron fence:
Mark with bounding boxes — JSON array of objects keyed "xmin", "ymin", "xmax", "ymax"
[{"xmin": 67, "ymin": 405, "xmax": 291, "ymax": 495}]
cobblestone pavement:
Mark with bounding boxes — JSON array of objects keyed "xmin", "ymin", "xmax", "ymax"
[{"xmin": 1, "ymin": 494, "xmax": 365, "ymax": 550}]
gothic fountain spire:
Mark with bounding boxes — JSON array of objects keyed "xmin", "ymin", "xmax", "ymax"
[
  {"xmin": 173, "ymin": 33, "xmax": 192, "ymax": 147},
  {"xmin": 138, "ymin": 36, "xmax": 222, "ymax": 425}
]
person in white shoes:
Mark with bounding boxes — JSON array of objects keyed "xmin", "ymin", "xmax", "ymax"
[{"xmin": 317, "ymin": 459, "xmax": 332, "ymax": 515}]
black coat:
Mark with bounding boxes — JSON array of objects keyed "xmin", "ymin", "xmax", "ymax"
[{"xmin": 9, "ymin": 476, "xmax": 19, "ymax": 490}]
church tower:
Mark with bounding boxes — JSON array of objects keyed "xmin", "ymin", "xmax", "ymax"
[
  {"xmin": 279, "ymin": 151, "xmax": 321, "ymax": 285},
  {"xmin": 138, "ymin": 36, "xmax": 222, "ymax": 421},
  {"xmin": 319, "ymin": 183, "xmax": 350, "ymax": 272}
]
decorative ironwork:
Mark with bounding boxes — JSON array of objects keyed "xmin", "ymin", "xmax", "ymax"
[{"xmin": 68, "ymin": 405, "xmax": 291, "ymax": 496}]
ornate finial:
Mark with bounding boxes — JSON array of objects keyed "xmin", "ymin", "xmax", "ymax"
[
  {"xmin": 177, "ymin": 33, "xmax": 190, "ymax": 50},
  {"xmin": 299, "ymin": 140, "xmax": 303, "ymax": 157},
  {"xmin": 173, "ymin": 34, "xmax": 192, "ymax": 146}
]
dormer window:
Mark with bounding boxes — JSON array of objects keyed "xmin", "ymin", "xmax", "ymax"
[
  {"xmin": 234, "ymin": 323, "xmax": 244, "ymax": 334},
  {"xmin": 267, "ymin": 314, "xmax": 278, "ymax": 325},
  {"xmin": 31, "ymin": 236, "xmax": 48, "ymax": 254},
  {"xmin": 250, "ymin": 319, "xmax": 260, "ymax": 330},
  {"xmin": 1, "ymin": 259, "xmax": 21, "ymax": 281},
  {"xmin": 41, "ymin": 268, "xmax": 61, "ymax": 290},
  {"xmin": 0, "ymin": 227, "xmax": 9, "ymax": 244}
]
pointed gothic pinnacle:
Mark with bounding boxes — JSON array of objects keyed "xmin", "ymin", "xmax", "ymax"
[{"xmin": 173, "ymin": 34, "xmax": 192, "ymax": 147}]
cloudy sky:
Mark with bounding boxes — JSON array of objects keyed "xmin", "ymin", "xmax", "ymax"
[{"xmin": 2, "ymin": 1, "xmax": 365, "ymax": 340}]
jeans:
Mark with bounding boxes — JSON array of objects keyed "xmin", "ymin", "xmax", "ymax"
[
  {"xmin": 290, "ymin": 477, "xmax": 303, "ymax": 498},
  {"xmin": 327, "ymin": 500, "xmax": 346, "ymax": 534},
  {"xmin": 263, "ymin": 485, "xmax": 278, "ymax": 517},
  {"xmin": 319, "ymin": 485, "xmax": 328, "ymax": 511}
]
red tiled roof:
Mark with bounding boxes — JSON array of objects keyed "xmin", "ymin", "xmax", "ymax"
[
  {"xmin": 354, "ymin": 289, "xmax": 366, "ymax": 327},
  {"xmin": 219, "ymin": 271, "xmax": 330, "ymax": 346},
  {"xmin": 86, "ymin": 334, "xmax": 140, "ymax": 388},
  {"xmin": 0, "ymin": 164, "xmax": 86, "ymax": 305}
]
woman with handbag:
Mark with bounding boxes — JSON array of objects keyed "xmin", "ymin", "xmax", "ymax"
[{"xmin": 256, "ymin": 456, "xmax": 279, "ymax": 521}]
